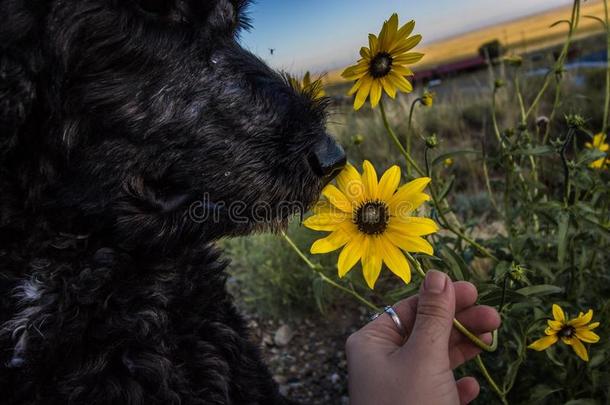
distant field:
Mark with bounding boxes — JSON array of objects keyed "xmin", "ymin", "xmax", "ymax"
[{"xmin": 325, "ymin": 0, "xmax": 606, "ymax": 84}]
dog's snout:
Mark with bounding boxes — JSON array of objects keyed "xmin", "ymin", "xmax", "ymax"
[{"xmin": 309, "ymin": 136, "xmax": 347, "ymax": 179}]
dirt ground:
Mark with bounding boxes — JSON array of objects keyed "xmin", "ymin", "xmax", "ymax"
[{"xmin": 242, "ymin": 307, "xmax": 368, "ymax": 405}]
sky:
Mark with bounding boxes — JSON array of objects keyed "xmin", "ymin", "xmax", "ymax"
[{"xmin": 239, "ymin": 0, "xmax": 574, "ymax": 73}]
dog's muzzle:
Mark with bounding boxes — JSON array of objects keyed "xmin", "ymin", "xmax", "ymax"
[{"xmin": 309, "ymin": 135, "xmax": 346, "ymax": 180}]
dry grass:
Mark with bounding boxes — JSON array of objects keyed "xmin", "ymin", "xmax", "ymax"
[{"xmin": 325, "ymin": 0, "xmax": 606, "ymax": 84}]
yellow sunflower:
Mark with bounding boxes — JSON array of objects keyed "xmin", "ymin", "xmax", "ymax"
[
  {"xmin": 288, "ymin": 71, "xmax": 325, "ymax": 100},
  {"xmin": 584, "ymin": 133, "xmax": 609, "ymax": 169},
  {"xmin": 342, "ymin": 13, "xmax": 423, "ymax": 110},
  {"xmin": 303, "ymin": 161, "xmax": 438, "ymax": 289},
  {"xmin": 528, "ymin": 304, "xmax": 601, "ymax": 362}
]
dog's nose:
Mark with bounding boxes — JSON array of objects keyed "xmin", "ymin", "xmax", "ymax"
[{"xmin": 309, "ymin": 136, "xmax": 347, "ymax": 179}]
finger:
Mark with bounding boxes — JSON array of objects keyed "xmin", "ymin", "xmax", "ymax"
[
  {"xmin": 358, "ymin": 294, "xmax": 418, "ymax": 347},
  {"xmin": 457, "ymin": 376, "xmax": 480, "ymax": 405},
  {"xmin": 402, "ymin": 271, "xmax": 455, "ymax": 366},
  {"xmin": 451, "ymin": 305, "xmax": 501, "ymax": 343},
  {"xmin": 449, "ymin": 306, "xmax": 500, "ymax": 368},
  {"xmin": 453, "ymin": 281, "xmax": 478, "ymax": 310},
  {"xmin": 367, "ymin": 280, "xmax": 478, "ymax": 345}
]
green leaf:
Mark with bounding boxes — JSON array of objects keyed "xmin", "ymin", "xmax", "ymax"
[
  {"xmin": 439, "ymin": 246, "xmax": 468, "ymax": 281},
  {"xmin": 516, "ymin": 284, "xmax": 563, "ymax": 296},
  {"xmin": 528, "ymin": 385, "xmax": 562, "ymax": 402},
  {"xmin": 564, "ymin": 399, "xmax": 599, "ymax": 405},
  {"xmin": 557, "ymin": 211, "xmax": 570, "ymax": 269},
  {"xmin": 515, "ymin": 145, "xmax": 555, "ymax": 156}
]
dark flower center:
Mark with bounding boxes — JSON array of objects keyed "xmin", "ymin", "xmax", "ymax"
[
  {"xmin": 369, "ymin": 52, "xmax": 393, "ymax": 78},
  {"xmin": 354, "ymin": 201, "xmax": 389, "ymax": 235},
  {"xmin": 558, "ymin": 326, "xmax": 575, "ymax": 338}
]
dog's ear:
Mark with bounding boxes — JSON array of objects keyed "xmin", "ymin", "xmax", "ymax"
[{"xmin": 0, "ymin": 1, "xmax": 47, "ymax": 151}]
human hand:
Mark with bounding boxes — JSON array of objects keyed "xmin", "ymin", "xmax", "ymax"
[{"xmin": 346, "ymin": 270, "xmax": 501, "ymax": 405}]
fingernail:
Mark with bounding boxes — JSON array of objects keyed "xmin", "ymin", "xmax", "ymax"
[{"xmin": 424, "ymin": 270, "xmax": 447, "ymax": 293}]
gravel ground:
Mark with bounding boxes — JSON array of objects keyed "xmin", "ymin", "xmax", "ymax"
[{"xmin": 243, "ymin": 307, "xmax": 368, "ymax": 405}]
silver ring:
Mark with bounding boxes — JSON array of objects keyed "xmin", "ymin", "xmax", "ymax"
[{"xmin": 384, "ymin": 306, "xmax": 406, "ymax": 336}]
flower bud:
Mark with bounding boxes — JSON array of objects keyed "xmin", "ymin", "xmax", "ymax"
[
  {"xmin": 494, "ymin": 79, "xmax": 505, "ymax": 90},
  {"xmin": 352, "ymin": 134, "xmax": 364, "ymax": 145},
  {"xmin": 425, "ymin": 134, "xmax": 438, "ymax": 148},
  {"xmin": 565, "ymin": 114, "xmax": 585, "ymax": 130},
  {"xmin": 421, "ymin": 91, "xmax": 434, "ymax": 107},
  {"xmin": 504, "ymin": 55, "xmax": 523, "ymax": 67}
]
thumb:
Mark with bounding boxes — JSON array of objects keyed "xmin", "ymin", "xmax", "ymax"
[{"xmin": 403, "ymin": 270, "xmax": 455, "ymax": 365}]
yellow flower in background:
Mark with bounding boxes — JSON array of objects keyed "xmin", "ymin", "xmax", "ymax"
[
  {"xmin": 421, "ymin": 91, "xmax": 434, "ymax": 107},
  {"xmin": 584, "ymin": 133, "xmax": 609, "ymax": 169},
  {"xmin": 528, "ymin": 304, "xmax": 600, "ymax": 362},
  {"xmin": 288, "ymin": 71, "xmax": 326, "ymax": 100},
  {"xmin": 443, "ymin": 158, "xmax": 453, "ymax": 168},
  {"xmin": 303, "ymin": 161, "xmax": 438, "ymax": 289},
  {"xmin": 341, "ymin": 14, "xmax": 424, "ymax": 110}
]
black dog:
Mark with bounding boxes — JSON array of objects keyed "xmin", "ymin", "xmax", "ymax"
[{"xmin": 0, "ymin": 0, "xmax": 346, "ymax": 403}]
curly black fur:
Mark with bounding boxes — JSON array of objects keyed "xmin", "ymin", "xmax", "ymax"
[{"xmin": 0, "ymin": 1, "xmax": 338, "ymax": 403}]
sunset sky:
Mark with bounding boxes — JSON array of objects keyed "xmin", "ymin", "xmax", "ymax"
[{"xmin": 239, "ymin": 0, "xmax": 575, "ymax": 73}]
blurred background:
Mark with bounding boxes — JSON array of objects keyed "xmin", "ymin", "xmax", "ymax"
[{"xmin": 224, "ymin": 1, "xmax": 608, "ymax": 404}]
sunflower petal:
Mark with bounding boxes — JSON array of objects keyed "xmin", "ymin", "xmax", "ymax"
[
  {"xmin": 347, "ymin": 79, "xmax": 364, "ymax": 96},
  {"xmin": 361, "ymin": 160, "xmax": 379, "ymax": 200},
  {"xmin": 359, "ymin": 46, "xmax": 371, "ymax": 59},
  {"xmin": 387, "ymin": 72, "xmax": 413, "ymax": 93},
  {"xmin": 354, "ymin": 77, "xmax": 373, "ymax": 111},
  {"xmin": 389, "ymin": 217, "xmax": 438, "ymax": 236},
  {"xmin": 380, "ymin": 77, "xmax": 397, "ymax": 98},
  {"xmin": 302, "ymin": 212, "xmax": 350, "ymax": 231},
  {"xmin": 390, "ymin": 65, "xmax": 414, "ymax": 77},
  {"xmin": 528, "ymin": 334, "xmax": 558, "ymax": 351},
  {"xmin": 337, "ymin": 234, "xmax": 365, "ymax": 278},
  {"xmin": 389, "ymin": 193, "xmax": 430, "ymax": 214},
  {"xmin": 369, "ymin": 80, "xmax": 382, "ymax": 108},
  {"xmin": 569, "ymin": 309, "xmax": 593, "ymax": 327},
  {"xmin": 569, "ymin": 338, "xmax": 589, "ymax": 361},
  {"xmin": 388, "ymin": 177, "xmax": 431, "ymax": 208},
  {"xmin": 368, "ymin": 34, "xmax": 379, "ymax": 54},
  {"xmin": 393, "ymin": 52, "xmax": 425, "ymax": 65},
  {"xmin": 379, "ymin": 235, "xmax": 411, "ymax": 284},
  {"xmin": 342, "ymin": 62, "xmax": 369, "ymax": 80},
  {"xmin": 322, "ymin": 185, "xmax": 354, "ymax": 213},
  {"xmin": 574, "ymin": 328, "xmax": 600, "ymax": 343},
  {"xmin": 377, "ymin": 165, "xmax": 401, "ymax": 201},
  {"xmin": 385, "ymin": 231, "xmax": 434, "ymax": 255},
  {"xmin": 547, "ymin": 319, "xmax": 564, "ymax": 331},
  {"xmin": 552, "ymin": 304, "xmax": 566, "ymax": 323},
  {"xmin": 362, "ymin": 237, "xmax": 382, "ymax": 289},
  {"xmin": 310, "ymin": 229, "xmax": 350, "ymax": 254},
  {"xmin": 588, "ymin": 322, "xmax": 600, "ymax": 330},
  {"xmin": 390, "ymin": 34, "xmax": 422, "ymax": 55},
  {"xmin": 336, "ymin": 163, "xmax": 365, "ymax": 203},
  {"xmin": 397, "ymin": 20, "xmax": 416, "ymax": 39}
]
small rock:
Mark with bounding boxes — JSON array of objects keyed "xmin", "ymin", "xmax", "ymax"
[
  {"xmin": 330, "ymin": 373, "xmax": 341, "ymax": 385},
  {"xmin": 274, "ymin": 324, "xmax": 295, "ymax": 346},
  {"xmin": 274, "ymin": 375, "xmax": 287, "ymax": 384}
]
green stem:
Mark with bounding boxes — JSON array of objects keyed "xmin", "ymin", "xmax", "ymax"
[
  {"xmin": 524, "ymin": 0, "xmax": 580, "ymax": 120},
  {"xmin": 406, "ymin": 98, "xmax": 420, "ymax": 177},
  {"xmin": 379, "ymin": 101, "xmax": 426, "ymax": 177},
  {"xmin": 561, "ymin": 129, "xmax": 575, "ymax": 205},
  {"xmin": 602, "ymin": 0, "xmax": 610, "ymax": 134},
  {"xmin": 475, "ymin": 355, "xmax": 508, "ymax": 405},
  {"xmin": 405, "ymin": 253, "xmax": 498, "ymax": 352},
  {"xmin": 381, "ymin": 100, "xmax": 498, "ymax": 260},
  {"xmin": 281, "ymin": 231, "xmax": 380, "ymax": 312},
  {"xmin": 515, "ymin": 73, "xmax": 526, "ymax": 124}
]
